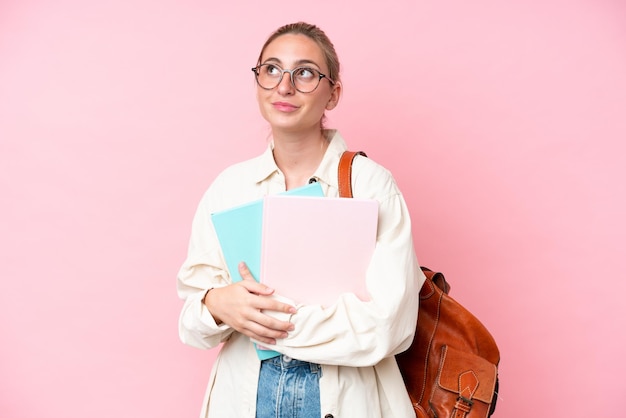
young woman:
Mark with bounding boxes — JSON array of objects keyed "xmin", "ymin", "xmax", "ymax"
[{"xmin": 177, "ymin": 22, "xmax": 425, "ymax": 418}]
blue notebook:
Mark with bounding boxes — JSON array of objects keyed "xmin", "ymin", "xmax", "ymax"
[{"xmin": 211, "ymin": 182, "xmax": 324, "ymax": 359}]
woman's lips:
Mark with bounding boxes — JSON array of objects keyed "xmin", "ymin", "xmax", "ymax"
[{"xmin": 272, "ymin": 102, "xmax": 299, "ymax": 112}]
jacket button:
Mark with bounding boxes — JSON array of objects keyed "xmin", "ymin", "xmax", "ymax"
[{"xmin": 324, "ymin": 415, "xmax": 334, "ymax": 418}]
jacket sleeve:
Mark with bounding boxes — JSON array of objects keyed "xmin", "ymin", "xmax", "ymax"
[
  {"xmin": 259, "ymin": 167, "xmax": 426, "ymax": 367},
  {"xmin": 177, "ymin": 193, "xmax": 235, "ymax": 349}
]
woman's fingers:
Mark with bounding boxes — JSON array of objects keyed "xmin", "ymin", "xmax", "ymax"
[
  {"xmin": 204, "ymin": 277, "xmax": 296, "ymax": 343},
  {"xmin": 238, "ymin": 311, "xmax": 293, "ymax": 344},
  {"xmin": 237, "ymin": 263, "xmax": 297, "ymax": 316},
  {"xmin": 238, "ymin": 262, "xmax": 274, "ymax": 296}
]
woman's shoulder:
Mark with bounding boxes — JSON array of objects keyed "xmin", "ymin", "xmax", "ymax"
[
  {"xmin": 214, "ymin": 153, "xmax": 264, "ymax": 183},
  {"xmin": 351, "ymin": 153, "xmax": 401, "ymax": 199},
  {"xmin": 352, "ymin": 153, "xmax": 392, "ymax": 177},
  {"xmin": 200, "ymin": 152, "xmax": 267, "ymax": 206}
]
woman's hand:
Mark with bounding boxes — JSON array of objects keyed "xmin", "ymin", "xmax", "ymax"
[{"xmin": 203, "ymin": 262, "xmax": 296, "ymax": 345}]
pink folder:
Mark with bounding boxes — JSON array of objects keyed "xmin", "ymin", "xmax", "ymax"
[{"xmin": 260, "ymin": 195, "xmax": 378, "ymax": 307}]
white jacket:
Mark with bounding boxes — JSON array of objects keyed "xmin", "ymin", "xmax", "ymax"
[{"xmin": 177, "ymin": 130, "xmax": 425, "ymax": 417}]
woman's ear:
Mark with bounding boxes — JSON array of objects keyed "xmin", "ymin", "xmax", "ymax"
[{"xmin": 325, "ymin": 81, "xmax": 342, "ymax": 110}]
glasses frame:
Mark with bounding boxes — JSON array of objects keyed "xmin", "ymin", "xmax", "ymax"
[{"xmin": 251, "ymin": 63, "xmax": 335, "ymax": 93}]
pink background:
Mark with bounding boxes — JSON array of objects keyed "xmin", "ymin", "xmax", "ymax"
[{"xmin": 1, "ymin": 1, "xmax": 625, "ymax": 417}]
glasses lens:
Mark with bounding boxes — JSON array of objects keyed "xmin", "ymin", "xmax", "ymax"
[
  {"xmin": 256, "ymin": 64, "xmax": 281, "ymax": 89},
  {"xmin": 292, "ymin": 67, "xmax": 320, "ymax": 93}
]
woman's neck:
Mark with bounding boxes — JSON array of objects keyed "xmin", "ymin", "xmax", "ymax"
[{"xmin": 272, "ymin": 129, "xmax": 330, "ymax": 190}]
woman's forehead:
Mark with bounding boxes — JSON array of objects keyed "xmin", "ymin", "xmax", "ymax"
[{"xmin": 261, "ymin": 34, "xmax": 326, "ymax": 69}]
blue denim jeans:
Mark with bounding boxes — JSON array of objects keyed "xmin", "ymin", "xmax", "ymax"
[{"xmin": 256, "ymin": 355, "xmax": 321, "ymax": 418}]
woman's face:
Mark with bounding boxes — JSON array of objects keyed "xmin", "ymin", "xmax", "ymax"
[{"xmin": 256, "ymin": 33, "xmax": 341, "ymax": 135}]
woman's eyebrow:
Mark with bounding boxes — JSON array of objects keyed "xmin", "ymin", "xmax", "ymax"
[
  {"xmin": 294, "ymin": 59, "xmax": 321, "ymax": 68},
  {"xmin": 262, "ymin": 57, "xmax": 321, "ymax": 69},
  {"xmin": 262, "ymin": 57, "xmax": 283, "ymax": 64}
]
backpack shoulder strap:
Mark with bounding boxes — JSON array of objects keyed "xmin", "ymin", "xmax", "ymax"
[{"xmin": 338, "ymin": 150, "xmax": 367, "ymax": 198}]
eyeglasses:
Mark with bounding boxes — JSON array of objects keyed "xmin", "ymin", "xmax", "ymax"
[{"xmin": 251, "ymin": 63, "xmax": 335, "ymax": 93}]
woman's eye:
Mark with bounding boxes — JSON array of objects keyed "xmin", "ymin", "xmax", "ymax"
[
  {"xmin": 295, "ymin": 68, "xmax": 316, "ymax": 79},
  {"xmin": 265, "ymin": 64, "xmax": 281, "ymax": 76}
]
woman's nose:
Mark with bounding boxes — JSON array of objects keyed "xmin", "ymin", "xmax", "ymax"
[{"xmin": 276, "ymin": 70, "xmax": 295, "ymax": 95}]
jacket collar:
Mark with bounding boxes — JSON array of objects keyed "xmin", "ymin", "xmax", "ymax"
[{"xmin": 253, "ymin": 129, "xmax": 349, "ymax": 190}]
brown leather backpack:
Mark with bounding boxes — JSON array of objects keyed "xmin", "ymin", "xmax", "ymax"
[{"xmin": 339, "ymin": 151, "xmax": 500, "ymax": 418}]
